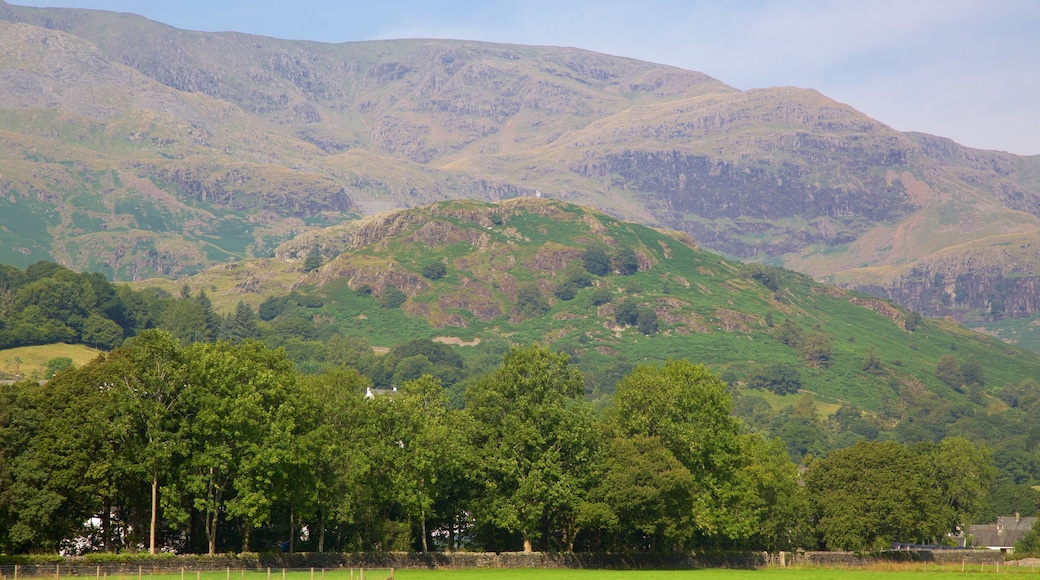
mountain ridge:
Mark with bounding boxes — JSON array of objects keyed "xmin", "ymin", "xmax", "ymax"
[{"xmin": 3, "ymin": 0, "xmax": 1040, "ymax": 344}]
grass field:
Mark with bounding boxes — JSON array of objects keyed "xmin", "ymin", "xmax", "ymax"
[
  {"xmin": 6, "ymin": 565, "xmax": 1038, "ymax": 580},
  {"xmin": 0, "ymin": 343, "xmax": 101, "ymax": 380}
]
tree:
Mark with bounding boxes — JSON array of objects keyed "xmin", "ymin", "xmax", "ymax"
[
  {"xmin": 806, "ymin": 441, "xmax": 947, "ymax": 550},
  {"xmin": 299, "ymin": 368, "xmax": 371, "ymax": 552},
  {"xmin": 775, "ymin": 319, "xmax": 803, "ymax": 348},
  {"xmin": 177, "ymin": 340, "xmax": 305, "ymax": 553},
  {"xmin": 935, "ymin": 355, "xmax": 963, "ymax": 390},
  {"xmin": 582, "ymin": 247, "xmax": 611, "ymax": 276},
  {"xmin": 303, "ymin": 247, "xmax": 323, "ymax": 272},
  {"xmin": 514, "ymin": 282, "xmax": 549, "ymax": 319},
  {"xmin": 613, "ymin": 246, "xmax": 640, "ymax": 275},
  {"xmin": 465, "ymin": 345, "xmax": 597, "ymax": 552},
  {"xmin": 378, "ymin": 286, "xmax": 407, "ymax": 309},
  {"xmin": 636, "ymin": 308, "xmax": 659, "ymax": 335},
  {"xmin": 905, "ymin": 311, "xmax": 922, "ymax": 332},
  {"xmin": 747, "ymin": 363, "xmax": 802, "ymax": 395},
  {"xmin": 590, "ymin": 286, "xmax": 613, "ymax": 306},
  {"xmin": 800, "ymin": 332, "xmax": 832, "ymax": 368},
  {"xmin": 611, "ymin": 360, "xmax": 754, "ymax": 544},
  {"xmin": 862, "ymin": 347, "xmax": 884, "ymax": 375},
  {"xmin": 925, "ymin": 437, "xmax": 995, "ymax": 534},
  {"xmin": 107, "ymin": 330, "xmax": 186, "ymax": 553},
  {"xmin": 81, "ymin": 313, "xmax": 125, "ymax": 350},
  {"xmin": 589, "ymin": 434, "xmax": 695, "ymax": 551},
  {"xmin": 961, "ymin": 355, "xmax": 985, "ymax": 388},
  {"xmin": 389, "ymin": 375, "xmax": 453, "ymax": 551},
  {"xmin": 614, "ymin": 298, "xmax": 639, "ymax": 326},
  {"xmin": 422, "ymin": 262, "xmax": 447, "ymax": 280},
  {"xmin": 220, "ymin": 301, "xmax": 259, "ymax": 344}
]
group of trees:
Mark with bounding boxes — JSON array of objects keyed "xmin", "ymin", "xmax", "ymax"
[
  {"xmin": 0, "ymin": 337, "xmax": 997, "ymax": 555},
  {"xmin": 0, "ymin": 262, "xmax": 163, "ymax": 352}
]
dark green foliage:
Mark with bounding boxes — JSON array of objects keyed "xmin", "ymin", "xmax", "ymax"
[
  {"xmin": 582, "ymin": 247, "xmax": 611, "ymax": 276},
  {"xmin": 905, "ymin": 310, "xmax": 922, "ymax": 332},
  {"xmin": 0, "ymin": 262, "xmax": 156, "ymax": 350},
  {"xmin": 44, "ymin": 357, "xmax": 73, "ymax": 378},
  {"xmin": 378, "ymin": 286, "xmax": 407, "ymax": 309},
  {"xmin": 355, "ymin": 284, "xmax": 373, "ymax": 296},
  {"xmin": 935, "ymin": 355, "xmax": 963, "ymax": 390},
  {"xmin": 613, "ymin": 246, "xmax": 640, "ymax": 275},
  {"xmin": 800, "ymin": 332, "xmax": 832, "ymax": 368},
  {"xmin": 553, "ymin": 270, "xmax": 592, "ymax": 301},
  {"xmin": 961, "ymin": 354, "xmax": 985, "ymax": 387},
  {"xmin": 748, "ymin": 363, "xmax": 802, "ymax": 395},
  {"xmin": 421, "ymin": 262, "xmax": 447, "ymax": 280},
  {"xmin": 775, "ymin": 318, "xmax": 803, "ymax": 348},
  {"xmin": 615, "ymin": 298, "xmax": 639, "ymax": 326},
  {"xmin": 749, "ymin": 264, "xmax": 782, "ymax": 291},
  {"xmin": 764, "ymin": 311, "xmax": 774, "ymax": 327},
  {"xmin": 81, "ymin": 313, "xmax": 125, "ymax": 350},
  {"xmin": 391, "ymin": 339, "xmax": 463, "ymax": 369},
  {"xmin": 219, "ymin": 301, "xmax": 259, "ymax": 344},
  {"xmin": 862, "ymin": 347, "xmax": 884, "ymax": 375},
  {"xmin": 636, "ymin": 308, "xmax": 658, "ymax": 335},
  {"xmin": 514, "ymin": 282, "xmax": 549, "ymax": 319},
  {"xmin": 303, "ymin": 247, "xmax": 323, "ymax": 272},
  {"xmin": 257, "ymin": 296, "xmax": 288, "ymax": 321},
  {"xmin": 589, "ymin": 285, "xmax": 613, "ymax": 306}
]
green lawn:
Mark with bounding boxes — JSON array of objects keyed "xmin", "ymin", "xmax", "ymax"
[{"xmin": 26, "ymin": 565, "xmax": 1039, "ymax": 580}]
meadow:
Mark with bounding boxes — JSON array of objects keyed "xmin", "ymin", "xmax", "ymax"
[{"xmin": 6, "ymin": 565, "xmax": 1038, "ymax": 580}]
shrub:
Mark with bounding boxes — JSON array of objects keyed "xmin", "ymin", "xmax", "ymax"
[
  {"xmin": 422, "ymin": 262, "xmax": 447, "ymax": 280},
  {"xmin": 747, "ymin": 363, "xmax": 802, "ymax": 395},
  {"xmin": 582, "ymin": 247, "xmax": 611, "ymax": 276},
  {"xmin": 378, "ymin": 286, "xmax": 407, "ymax": 309},
  {"xmin": 590, "ymin": 286, "xmax": 613, "ymax": 306}
]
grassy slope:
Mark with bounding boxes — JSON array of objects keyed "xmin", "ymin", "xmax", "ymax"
[
  {"xmin": 140, "ymin": 199, "xmax": 1040, "ymax": 412},
  {"xmin": 0, "ymin": 343, "xmax": 101, "ymax": 380}
]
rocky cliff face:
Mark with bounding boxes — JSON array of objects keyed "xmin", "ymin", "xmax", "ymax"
[{"xmin": 3, "ymin": 1, "xmax": 1040, "ymax": 338}]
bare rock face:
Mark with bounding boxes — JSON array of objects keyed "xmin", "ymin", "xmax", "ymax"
[{"xmin": 3, "ymin": 2, "xmax": 1040, "ymax": 333}]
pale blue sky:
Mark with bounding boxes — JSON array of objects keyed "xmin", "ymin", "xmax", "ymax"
[{"xmin": 11, "ymin": 0, "xmax": 1040, "ymax": 155}]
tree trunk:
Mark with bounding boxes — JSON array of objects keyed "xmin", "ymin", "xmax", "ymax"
[
  {"xmin": 318, "ymin": 510, "xmax": 325, "ymax": 553},
  {"xmin": 149, "ymin": 469, "xmax": 158, "ymax": 554},
  {"xmin": 523, "ymin": 536, "xmax": 533, "ymax": 553},
  {"xmin": 242, "ymin": 521, "xmax": 251, "ymax": 553},
  {"xmin": 102, "ymin": 500, "xmax": 112, "ymax": 552},
  {"xmin": 420, "ymin": 507, "xmax": 428, "ymax": 552},
  {"xmin": 289, "ymin": 503, "xmax": 295, "ymax": 554}
]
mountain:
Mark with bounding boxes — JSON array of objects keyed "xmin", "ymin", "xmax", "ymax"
[
  {"xmin": 2, "ymin": 1, "xmax": 1040, "ymax": 343},
  {"xmin": 138, "ymin": 197, "xmax": 1040, "ymax": 414}
]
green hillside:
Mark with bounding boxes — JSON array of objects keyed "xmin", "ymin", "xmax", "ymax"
[
  {"xmin": 3, "ymin": 3, "xmax": 1040, "ymax": 339},
  {"xmin": 143, "ymin": 198, "xmax": 1040, "ymax": 412}
]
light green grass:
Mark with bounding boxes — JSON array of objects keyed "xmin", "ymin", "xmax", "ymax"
[
  {"xmin": 0, "ymin": 343, "xmax": 102, "ymax": 379},
  {"xmin": 18, "ymin": 564, "xmax": 1038, "ymax": 580}
]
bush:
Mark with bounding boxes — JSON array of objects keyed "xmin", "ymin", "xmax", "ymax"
[
  {"xmin": 422, "ymin": 262, "xmax": 447, "ymax": 280},
  {"xmin": 303, "ymin": 247, "xmax": 323, "ymax": 272},
  {"xmin": 590, "ymin": 286, "xmax": 613, "ymax": 306},
  {"xmin": 614, "ymin": 246, "xmax": 640, "ymax": 275},
  {"xmin": 747, "ymin": 363, "xmax": 802, "ymax": 395},
  {"xmin": 582, "ymin": 247, "xmax": 611, "ymax": 276},
  {"xmin": 378, "ymin": 286, "xmax": 407, "ymax": 309},
  {"xmin": 636, "ymin": 309, "xmax": 658, "ymax": 335},
  {"xmin": 615, "ymin": 298, "xmax": 639, "ymax": 326}
]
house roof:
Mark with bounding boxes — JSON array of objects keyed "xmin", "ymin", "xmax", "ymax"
[{"xmin": 970, "ymin": 516, "xmax": 1037, "ymax": 548}]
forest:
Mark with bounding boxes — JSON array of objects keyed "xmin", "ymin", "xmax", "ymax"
[
  {"xmin": 0, "ymin": 333, "xmax": 997, "ymax": 555},
  {"xmin": 0, "ymin": 261, "xmax": 1038, "ymax": 555}
]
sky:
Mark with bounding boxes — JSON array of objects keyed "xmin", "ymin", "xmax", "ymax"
[{"xmin": 11, "ymin": 0, "xmax": 1040, "ymax": 156}]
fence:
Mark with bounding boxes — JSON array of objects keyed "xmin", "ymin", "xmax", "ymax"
[{"xmin": 0, "ymin": 567, "xmax": 394, "ymax": 580}]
